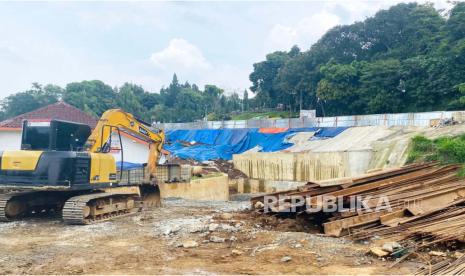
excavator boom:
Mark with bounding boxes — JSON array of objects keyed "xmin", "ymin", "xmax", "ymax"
[
  {"xmin": 86, "ymin": 109, "xmax": 164, "ymax": 153},
  {"xmin": 85, "ymin": 109, "xmax": 165, "ymax": 183}
]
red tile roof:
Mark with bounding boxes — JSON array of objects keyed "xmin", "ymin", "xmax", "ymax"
[{"xmin": 0, "ymin": 101, "xmax": 98, "ymax": 130}]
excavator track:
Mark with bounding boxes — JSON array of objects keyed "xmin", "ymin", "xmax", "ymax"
[
  {"xmin": 62, "ymin": 193, "xmax": 140, "ymax": 225},
  {"xmin": 0, "ymin": 191, "xmax": 68, "ymax": 222},
  {"xmin": 0, "ymin": 193, "xmax": 18, "ymax": 222}
]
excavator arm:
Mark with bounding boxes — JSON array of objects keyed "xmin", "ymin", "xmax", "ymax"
[{"xmin": 85, "ymin": 109, "xmax": 165, "ymax": 183}]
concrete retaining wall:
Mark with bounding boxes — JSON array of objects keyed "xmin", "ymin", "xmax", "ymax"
[
  {"xmin": 233, "ymin": 151, "xmax": 374, "ymax": 182},
  {"xmin": 159, "ymin": 174, "xmax": 229, "ymax": 201}
]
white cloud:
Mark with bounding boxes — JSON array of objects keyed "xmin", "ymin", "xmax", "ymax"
[
  {"xmin": 266, "ymin": 12, "xmax": 340, "ymax": 52},
  {"xmin": 198, "ymin": 63, "xmax": 251, "ymax": 95},
  {"xmin": 148, "ymin": 38, "xmax": 249, "ymax": 95},
  {"xmin": 150, "ymin": 38, "xmax": 211, "ymax": 70}
]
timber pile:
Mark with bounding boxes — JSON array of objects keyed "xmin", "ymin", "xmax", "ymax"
[{"xmin": 252, "ymin": 162, "xmax": 465, "ymax": 256}]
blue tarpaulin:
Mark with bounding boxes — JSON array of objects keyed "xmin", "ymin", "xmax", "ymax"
[
  {"xmin": 164, "ymin": 127, "xmax": 348, "ymax": 161},
  {"xmin": 116, "ymin": 161, "xmax": 144, "ymax": 170},
  {"xmin": 166, "ymin": 128, "xmax": 253, "ymax": 146}
]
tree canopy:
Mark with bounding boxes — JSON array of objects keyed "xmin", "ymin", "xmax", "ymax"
[
  {"xmin": 249, "ymin": 2, "xmax": 465, "ymax": 116},
  {"xmin": 0, "ymin": 75, "xmax": 244, "ymax": 123}
]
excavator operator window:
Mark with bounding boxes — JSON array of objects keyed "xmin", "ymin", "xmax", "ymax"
[
  {"xmin": 21, "ymin": 121, "xmax": 51, "ymax": 150},
  {"xmin": 21, "ymin": 120, "xmax": 92, "ymax": 151},
  {"xmin": 53, "ymin": 121, "xmax": 91, "ymax": 151}
]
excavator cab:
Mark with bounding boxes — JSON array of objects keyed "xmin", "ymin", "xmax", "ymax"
[
  {"xmin": 21, "ymin": 120, "xmax": 92, "ymax": 152},
  {"xmin": 0, "ymin": 119, "xmax": 117, "ymax": 189}
]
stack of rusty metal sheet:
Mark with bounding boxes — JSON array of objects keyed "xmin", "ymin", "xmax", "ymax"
[
  {"xmin": 251, "ymin": 162, "xmax": 465, "ymax": 247},
  {"xmin": 251, "ymin": 162, "xmax": 440, "ymax": 212}
]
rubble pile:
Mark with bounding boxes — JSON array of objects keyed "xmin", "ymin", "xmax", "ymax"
[
  {"xmin": 213, "ymin": 160, "xmax": 248, "ymax": 179},
  {"xmin": 169, "ymin": 157, "xmax": 248, "ymax": 179}
]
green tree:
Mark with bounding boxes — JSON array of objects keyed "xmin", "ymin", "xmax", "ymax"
[
  {"xmin": 161, "ymin": 73, "xmax": 181, "ymax": 108},
  {"xmin": 250, "ymin": 2, "xmax": 465, "ymax": 117},
  {"xmin": 358, "ymin": 59, "xmax": 404, "ymax": 113},
  {"xmin": 242, "ymin": 89, "xmax": 249, "ymax": 111},
  {"xmin": 117, "ymin": 83, "xmax": 146, "ymax": 120},
  {"xmin": 1, "ymin": 83, "xmax": 62, "ymax": 118},
  {"xmin": 173, "ymin": 88, "xmax": 204, "ymax": 122},
  {"xmin": 249, "ymin": 49, "xmax": 297, "ymax": 108},
  {"xmin": 203, "ymin": 84, "xmax": 223, "ymax": 114},
  {"xmin": 316, "ymin": 61, "xmax": 361, "ymax": 115},
  {"xmin": 446, "ymin": 2, "xmax": 465, "ymax": 41},
  {"xmin": 63, "ymin": 80, "xmax": 117, "ymax": 117}
]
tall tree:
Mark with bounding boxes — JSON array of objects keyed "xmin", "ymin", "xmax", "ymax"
[
  {"xmin": 250, "ymin": 2, "xmax": 465, "ymax": 117},
  {"xmin": 249, "ymin": 49, "xmax": 296, "ymax": 108},
  {"xmin": 117, "ymin": 83, "xmax": 146, "ymax": 120},
  {"xmin": 1, "ymin": 83, "xmax": 62, "ymax": 118},
  {"xmin": 161, "ymin": 73, "xmax": 181, "ymax": 108},
  {"xmin": 242, "ymin": 89, "xmax": 249, "ymax": 111},
  {"xmin": 64, "ymin": 80, "xmax": 117, "ymax": 117}
]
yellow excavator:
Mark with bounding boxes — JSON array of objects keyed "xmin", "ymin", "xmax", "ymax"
[{"xmin": 0, "ymin": 109, "xmax": 165, "ymax": 224}]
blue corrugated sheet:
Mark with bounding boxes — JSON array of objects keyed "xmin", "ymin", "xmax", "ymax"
[{"xmin": 164, "ymin": 127, "xmax": 347, "ymax": 161}]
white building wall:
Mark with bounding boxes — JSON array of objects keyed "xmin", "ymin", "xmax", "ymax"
[
  {"xmin": 0, "ymin": 131, "xmax": 21, "ymax": 150},
  {"xmin": 110, "ymin": 134, "xmax": 149, "ymax": 164}
]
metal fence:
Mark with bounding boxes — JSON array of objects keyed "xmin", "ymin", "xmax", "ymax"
[{"xmin": 154, "ymin": 110, "xmax": 465, "ymax": 130}]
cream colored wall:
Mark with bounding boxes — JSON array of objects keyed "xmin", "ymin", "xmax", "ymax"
[
  {"xmin": 233, "ymin": 151, "xmax": 364, "ymax": 182},
  {"xmin": 159, "ymin": 175, "xmax": 229, "ymax": 201}
]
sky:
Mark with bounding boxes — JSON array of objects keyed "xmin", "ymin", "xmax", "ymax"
[{"xmin": 0, "ymin": 0, "xmax": 453, "ymax": 98}]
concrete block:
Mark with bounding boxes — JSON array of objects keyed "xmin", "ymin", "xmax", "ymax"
[
  {"xmin": 249, "ymin": 179, "xmax": 261, "ymax": 194},
  {"xmin": 264, "ymin": 180, "xmax": 307, "ymax": 193},
  {"xmin": 159, "ymin": 174, "xmax": 229, "ymax": 201},
  {"xmin": 237, "ymin": 178, "xmax": 245, "ymax": 193}
]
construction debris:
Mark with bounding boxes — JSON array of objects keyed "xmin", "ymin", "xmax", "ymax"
[
  {"xmin": 182, "ymin": 240, "xmax": 199, "ymax": 248},
  {"xmin": 169, "ymin": 157, "xmax": 248, "ymax": 179},
  {"xmin": 251, "ymin": 162, "xmax": 465, "ymax": 268},
  {"xmin": 428, "ymin": 251, "xmax": 446, "ymax": 257},
  {"xmin": 213, "ymin": 160, "xmax": 248, "ymax": 179},
  {"xmin": 219, "ymin": 213, "xmax": 234, "ymax": 220},
  {"xmin": 370, "ymin": 247, "xmax": 390, "ymax": 257},
  {"xmin": 231, "ymin": 249, "xmax": 243, "ymax": 256},
  {"xmin": 210, "ymin": 236, "xmax": 226, "ymax": 243},
  {"xmin": 382, "ymin": 242, "xmax": 402, "ymax": 253},
  {"xmin": 415, "ymin": 254, "xmax": 465, "ymax": 275}
]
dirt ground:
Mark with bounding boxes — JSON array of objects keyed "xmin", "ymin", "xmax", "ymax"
[{"xmin": 0, "ymin": 198, "xmax": 422, "ymax": 275}]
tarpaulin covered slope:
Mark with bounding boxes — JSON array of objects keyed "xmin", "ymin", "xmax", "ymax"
[{"xmin": 164, "ymin": 127, "xmax": 347, "ymax": 161}]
